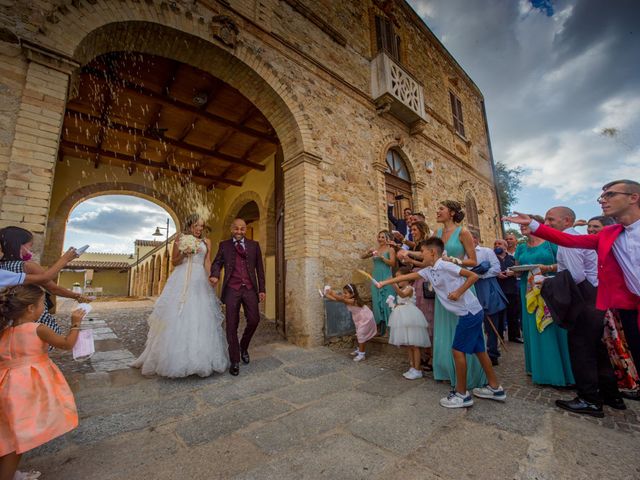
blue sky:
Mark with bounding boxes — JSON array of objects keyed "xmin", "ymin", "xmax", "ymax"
[
  {"xmin": 64, "ymin": 196, "xmax": 176, "ymax": 254},
  {"xmin": 408, "ymin": 0, "xmax": 640, "ymax": 226}
]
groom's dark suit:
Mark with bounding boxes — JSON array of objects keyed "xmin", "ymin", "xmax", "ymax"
[{"xmin": 210, "ymin": 237, "xmax": 265, "ymax": 364}]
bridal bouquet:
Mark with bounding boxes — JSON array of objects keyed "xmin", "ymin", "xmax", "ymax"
[{"xmin": 179, "ymin": 234, "xmax": 200, "ymax": 255}]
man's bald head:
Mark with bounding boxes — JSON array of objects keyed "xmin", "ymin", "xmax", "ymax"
[
  {"xmin": 231, "ymin": 218, "xmax": 247, "ymax": 240},
  {"xmin": 545, "ymin": 206, "xmax": 576, "ymax": 231}
]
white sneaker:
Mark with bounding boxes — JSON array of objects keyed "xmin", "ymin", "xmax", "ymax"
[
  {"xmin": 353, "ymin": 353, "xmax": 366, "ymax": 362},
  {"xmin": 472, "ymin": 385, "xmax": 507, "ymax": 402},
  {"xmin": 440, "ymin": 390, "xmax": 474, "ymax": 408},
  {"xmin": 350, "ymin": 349, "xmax": 360, "ymax": 356},
  {"xmin": 403, "ymin": 368, "xmax": 423, "ymax": 380}
]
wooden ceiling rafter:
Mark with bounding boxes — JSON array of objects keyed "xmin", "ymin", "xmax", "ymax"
[
  {"xmin": 64, "ymin": 110, "xmax": 267, "ymax": 171},
  {"xmin": 81, "ymin": 67, "xmax": 279, "ymax": 144},
  {"xmin": 60, "ymin": 140, "xmax": 242, "ymax": 187}
]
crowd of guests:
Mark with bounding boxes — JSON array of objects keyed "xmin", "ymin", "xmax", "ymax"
[{"xmin": 326, "ymin": 179, "xmax": 640, "ymax": 417}]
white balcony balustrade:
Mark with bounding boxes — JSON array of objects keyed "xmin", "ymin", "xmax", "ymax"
[{"xmin": 371, "ymin": 52, "xmax": 427, "ymax": 131}]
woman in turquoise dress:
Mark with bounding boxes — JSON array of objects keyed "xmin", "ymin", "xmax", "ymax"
[
  {"xmin": 433, "ymin": 200, "xmax": 487, "ymax": 389},
  {"xmin": 515, "ymin": 220, "xmax": 575, "ymax": 386},
  {"xmin": 362, "ymin": 230, "xmax": 396, "ymax": 334}
]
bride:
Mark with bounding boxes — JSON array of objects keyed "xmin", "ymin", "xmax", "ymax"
[{"xmin": 132, "ymin": 214, "xmax": 229, "ymax": 377}]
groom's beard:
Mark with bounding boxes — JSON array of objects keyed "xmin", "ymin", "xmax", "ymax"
[{"xmin": 233, "ymin": 234, "xmax": 245, "ymax": 241}]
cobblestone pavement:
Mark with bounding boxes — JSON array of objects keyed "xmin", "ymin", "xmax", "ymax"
[{"xmin": 22, "ymin": 299, "xmax": 640, "ymax": 480}]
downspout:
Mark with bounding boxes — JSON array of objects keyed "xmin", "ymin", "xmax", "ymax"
[{"xmin": 481, "ymin": 99, "xmax": 505, "ymax": 237}]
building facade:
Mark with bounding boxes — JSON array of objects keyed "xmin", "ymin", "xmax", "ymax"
[{"xmin": 0, "ymin": 0, "xmax": 501, "ymax": 346}]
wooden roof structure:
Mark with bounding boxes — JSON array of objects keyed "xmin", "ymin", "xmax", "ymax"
[{"xmin": 61, "ymin": 52, "xmax": 278, "ymax": 189}]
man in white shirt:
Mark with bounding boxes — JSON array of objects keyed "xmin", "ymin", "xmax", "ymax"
[
  {"xmin": 471, "ymin": 233, "xmax": 507, "ymax": 365},
  {"xmin": 504, "ymin": 180, "xmax": 640, "ymax": 403},
  {"xmin": 542, "ymin": 206, "xmax": 624, "ymax": 417}
]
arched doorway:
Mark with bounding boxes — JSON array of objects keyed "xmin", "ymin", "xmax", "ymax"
[
  {"xmin": 46, "ymin": 47, "xmax": 289, "ymax": 329},
  {"xmin": 385, "ymin": 148, "xmax": 414, "ymax": 225}
]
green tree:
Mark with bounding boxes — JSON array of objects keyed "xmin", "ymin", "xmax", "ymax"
[{"xmin": 494, "ymin": 161, "xmax": 524, "ymax": 216}]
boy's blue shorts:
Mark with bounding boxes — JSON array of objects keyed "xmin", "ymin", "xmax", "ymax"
[{"xmin": 452, "ymin": 309, "xmax": 486, "ymax": 354}]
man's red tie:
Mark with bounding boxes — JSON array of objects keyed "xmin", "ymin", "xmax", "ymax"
[{"xmin": 235, "ymin": 240, "xmax": 246, "ymax": 257}]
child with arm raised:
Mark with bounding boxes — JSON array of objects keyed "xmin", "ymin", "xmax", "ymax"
[
  {"xmin": 325, "ymin": 284, "xmax": 377, "ymax": 362},
  {"xmin": 378, "ymin": 237, "xmax": 506, "ymax": 408}
]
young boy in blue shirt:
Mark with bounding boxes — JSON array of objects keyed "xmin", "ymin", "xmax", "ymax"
[{"xmin": 377, "ymin": 237, "xmax": 506, "ymax": 408}]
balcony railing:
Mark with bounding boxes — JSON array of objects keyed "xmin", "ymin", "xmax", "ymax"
[{"xmin": 371, "ymin": 52, "xmax": 427, "ymax": 130}]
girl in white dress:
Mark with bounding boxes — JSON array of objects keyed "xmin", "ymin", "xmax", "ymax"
[
  {"xmin": 388, "ymin": 267, "xmax": 431, "ymax": 380},
  {"xmin": 132, "ymin": 214, "xmax": 229, "ymax": 377}
]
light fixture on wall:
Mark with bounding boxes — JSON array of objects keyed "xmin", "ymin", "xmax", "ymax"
[
  {"xmin": 193, "ymin": 92, "xmax": 208, "ymax": 107},
  {"xmin": 425, "ymin": 160, "xmax": 434, "ymax": 174}
]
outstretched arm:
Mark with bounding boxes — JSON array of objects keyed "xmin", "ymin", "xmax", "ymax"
[
  {"xmin": 503, "ymin": 212, "xmax": 600, "ymax": 250},
  {"xmin": 23, "ymin": 248, "xmax": 78, "ymax": 285},
  {"xmin": 377, "ymin": 271, "xmax": 421, "ymax": 288}
]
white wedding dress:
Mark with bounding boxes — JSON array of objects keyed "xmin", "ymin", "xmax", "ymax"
[{"xmin": 131, "ymin": 240, "xmax": 230, "ymax": 377}]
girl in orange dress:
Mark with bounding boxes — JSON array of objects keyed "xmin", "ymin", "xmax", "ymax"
[{"xmin": 0, "ymin": 285, "xmax": 83, "ymax": 480}]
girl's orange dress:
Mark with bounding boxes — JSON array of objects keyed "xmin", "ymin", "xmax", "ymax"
[{"xmin": 0, "ymin": 323, "xmax": 78, "ymax": 455}]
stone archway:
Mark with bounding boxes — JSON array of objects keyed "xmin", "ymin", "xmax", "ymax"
[
  {"xmin": 42, "ymin": 182, "xmax": 183, "ymax": 267},
  {"xmin": 4, "ymin": 7, "xmax": 327, "ymax": 346}
]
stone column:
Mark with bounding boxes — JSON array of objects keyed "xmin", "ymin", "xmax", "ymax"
[
  {"xmin": 0, "ymin": 42, "xmax": 78, "ymax": 261},
  {"xmin": 282, "ymin": 151, "xmax": 324, "ymax": 347},
  {"xmin": 372, "ymin": 160, "xmax": 389, "ymax": 230}
]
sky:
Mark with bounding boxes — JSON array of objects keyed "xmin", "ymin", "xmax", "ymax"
[
  {"xmin": 63, "ymin": 1, "xmax": 639, "ymax": 251},
  {"xmin": 64, "ymin": 196, "xmax": 176, "ymax": 254},
  {"xmin": 408, "ymin": 0, "xmax": 640, "ymax": 226}
]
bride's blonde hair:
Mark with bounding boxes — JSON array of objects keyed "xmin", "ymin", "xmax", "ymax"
[{"xmin": 183, "ymin": 213, "xmax": 204, "ymax": 238}]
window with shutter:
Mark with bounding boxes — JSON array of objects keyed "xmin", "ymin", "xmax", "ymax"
[
  {"xmin": 449, "ymin": 91, "xmax": 466, "ymax": 138},
  {"xmin": 465, "ymin": 193, "xmax": 480, "ymax": 238},
  {"xmin": 374, "ymin": 15, "xmax": 401, "ymax": 62}
]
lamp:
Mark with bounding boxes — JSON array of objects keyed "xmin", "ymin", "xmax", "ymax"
[{"xmin": 152, "ymin": 227, "xmax": 163, "ymax": 237}]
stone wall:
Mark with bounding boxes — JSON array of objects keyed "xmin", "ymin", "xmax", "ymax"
[{"xmin": 0, "ymin": 0, "xmax": 501, "ymax": 347}]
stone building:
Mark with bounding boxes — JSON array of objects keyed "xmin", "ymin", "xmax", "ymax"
[{"xmin": 0, "ymin": 0, "xmax": 501, "ymax": 347}]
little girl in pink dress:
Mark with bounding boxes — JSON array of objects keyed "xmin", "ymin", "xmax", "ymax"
[
  {"xmin": 325, "ymin": 284, "xmax": 377, "ymax": 362},
  {"xmin": 0, "ymin": 285, "xmax": 83, "ymax": 480}
]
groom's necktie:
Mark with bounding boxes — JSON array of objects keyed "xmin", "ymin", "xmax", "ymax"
[{"xmin": 234, "ymin": 240, "xmax": 246, "ymax": 257}]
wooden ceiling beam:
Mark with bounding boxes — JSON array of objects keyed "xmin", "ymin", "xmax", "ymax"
[
  {"xmin": 65, "ymin": 109, "xmax": 266, "ymax": 171},
  {"xmin": 60, "ymin": 140, "xmax": 242, "ymax": 187},
  {"xmin": 82, "ymin": 67, "xmax": 278, "ymax": 144}
]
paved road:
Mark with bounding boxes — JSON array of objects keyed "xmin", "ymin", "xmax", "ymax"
[{"xmin": 22, "ymin": 299, "xmax": 640, "ymax": 479}]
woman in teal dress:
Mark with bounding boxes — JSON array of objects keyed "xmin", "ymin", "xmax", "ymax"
[
  {"xmin": 515, "ymin": 221, "xmax": 574, "ymax": 386},
  {"xmin": 362, "ymin": 230, "xmax": 396, "ymax": 334},
  {"xmin": 433, "ymin": 200, "xmax": 487, "ymax": 389}
]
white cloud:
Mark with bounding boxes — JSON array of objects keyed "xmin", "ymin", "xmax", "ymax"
[{"xmin": 64, "ymin": 195, "xmax": 175, "ymax": 253}]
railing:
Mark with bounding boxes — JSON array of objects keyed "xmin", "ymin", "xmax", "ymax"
[{"xmin": 371, "ymin": 52, "xmax": 427, "ymax": 129}]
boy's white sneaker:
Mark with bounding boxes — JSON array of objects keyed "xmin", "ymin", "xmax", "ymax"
[
  {"xmin": 350, "ymin": 349, "xmax": 360, "ymax": 356},
  {"xmin": 353, "ymin": 353, "xmax": 366, "ymax": 362},
  {"xmin": 472, "ymin": 385, "xmax": 507, "ymax": 402},
  {"xmin": 440, "ymin": 391, "xmax": 474, "ymax": 408},
  {"xmin": 403, "ymin": 368, "xmax": 423, "ymax": 380}
]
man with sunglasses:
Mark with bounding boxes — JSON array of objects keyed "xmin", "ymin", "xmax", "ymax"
[{"xmin": 504, "ymin": 180, "xmax": 640, "ymax": 401}]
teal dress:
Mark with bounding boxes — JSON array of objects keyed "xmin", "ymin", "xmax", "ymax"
[
  {"xmin": 515, "ymin": 241, "xmax": 575, "ymax": 386},
  {"xmin": 433, "ymin": 227, "xmax": 487, "ymax": 389},
  {"xmin": 371, "ymin": 251, "xmax": 394, "ymax": 333}
]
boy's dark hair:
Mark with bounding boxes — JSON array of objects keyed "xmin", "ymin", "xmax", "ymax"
[
  {"xmin": 397, "ymin": 266, "xmax": 413, "ymax": 275},
  {"xmin": 343, "ymin": 283, "xmax": 365, "ymax": 307},
  {"xmin": 0, "ymin": 226, "xmax": 33, "ymax": 261},
  {"xmin": 418, "ymin": 237, "xmax": 445, "ymax": 255},
  {"xmin": 602, "ymin": 179, "xmax": 640, "ymax": 193}
]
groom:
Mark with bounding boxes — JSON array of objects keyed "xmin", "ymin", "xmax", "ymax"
[{"xmin": 210, "ymin": 218, "xmax": 266, "ymax": 376}]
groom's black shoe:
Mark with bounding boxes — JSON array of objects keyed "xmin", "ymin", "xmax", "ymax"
[
  {"xmin": 229, "ymin": 363, "xmax": 240, "ymax": 376},
  {"xmin": 241, "ymin": 350, "xmax": 250, "ymax": 365}
]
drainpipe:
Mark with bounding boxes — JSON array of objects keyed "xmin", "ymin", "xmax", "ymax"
[{"xmin": 481, "ymin": 99, "xmax": 505, "ymax": 237}]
